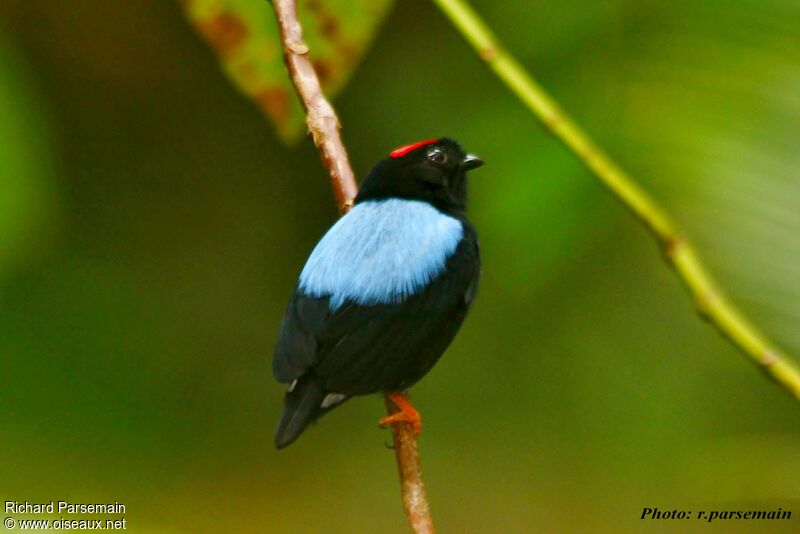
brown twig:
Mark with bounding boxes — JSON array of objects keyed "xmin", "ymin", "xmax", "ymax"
[
  {"xmin": 271, "ymin": 0, "xmax": 357, "ymax": 213},
  {"xmin": 270, "ymin": 1, "xmax": 435, "ymax": 531},
  {"xmin": 385, "ymin": 395, "xmax": 436, "ymax": 534}
]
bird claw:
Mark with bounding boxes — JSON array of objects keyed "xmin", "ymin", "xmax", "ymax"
[{"xmin": 378, "ymin": 392, "xmax": 422, "ymax": 436}]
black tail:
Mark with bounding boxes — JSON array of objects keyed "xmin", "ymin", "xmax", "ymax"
[{"xmin": 274, "ymin": 375, "xmax": 327, "ymax": 449}]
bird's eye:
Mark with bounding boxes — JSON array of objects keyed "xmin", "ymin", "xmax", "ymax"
[{"xmin": 426, "ymin": 147, "xmax": 448, "ymax": 165}]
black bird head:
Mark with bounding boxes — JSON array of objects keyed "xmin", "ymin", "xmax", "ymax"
[{"xmin": 356, "ymin": 138, "xmax": 483, "ymax": 213}]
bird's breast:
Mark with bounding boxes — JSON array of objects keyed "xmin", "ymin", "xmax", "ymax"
[{"xmin": 299, "ymin": 199, "xmax": 464, "ymax": 309}]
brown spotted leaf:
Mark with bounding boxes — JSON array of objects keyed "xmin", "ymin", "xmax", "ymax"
[{"xmin": 179, "ymin": 0, "xmax": 393, "ymax": 142}]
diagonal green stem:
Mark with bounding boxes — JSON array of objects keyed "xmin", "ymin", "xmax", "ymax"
[{"xmin": 433, "ymin": 0, "xmax": 800, "ymax": 399}]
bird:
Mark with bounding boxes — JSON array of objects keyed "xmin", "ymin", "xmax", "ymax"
[{"xmin": 272, "ymin": 138, "xmax": 483, "ymax": 449}]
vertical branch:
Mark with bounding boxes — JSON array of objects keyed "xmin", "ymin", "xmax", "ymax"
[
  {"xmin": 385, "ymin": 395, "xmax": 436, "ymax": 534},
  {"xmin": 271, "ymin": 0, "xmax": 357, "ymax": 212},
  {"xmin": 270, "ymin": 1, "xmax": 435, "ymax": 531}
]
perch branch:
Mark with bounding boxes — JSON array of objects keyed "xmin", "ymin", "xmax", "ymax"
[
  {"xmin": 270, "ymin": 1, "xmax": 435, "ymax": 531},
  {"xmin": 385, "ymin": 395, "xmax": 436, "ymax": 534},
  {"xmin": 271, "ymin": 0, "xmax": 357, "ymax": 212},
  {"xmin": 433, "ymin": 0, "xmax": 800, "ymax": 399}
]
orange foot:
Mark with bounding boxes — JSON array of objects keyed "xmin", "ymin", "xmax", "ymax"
[{"xmin": 378, "ymin": 392, "xmax": 422, "ymax": 436}]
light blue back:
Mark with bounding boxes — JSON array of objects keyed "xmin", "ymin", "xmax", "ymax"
[{"xmin": 299, "ymin": 199, "xmax": 464, "ymax": 310}]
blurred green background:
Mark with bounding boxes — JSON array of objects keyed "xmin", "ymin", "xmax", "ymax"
[{"xmin": 1, "ymin": 1, "xmax": 799, "ymax": 532}]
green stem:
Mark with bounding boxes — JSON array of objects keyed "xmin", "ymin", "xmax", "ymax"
[{"xmin": 433, "ymin": 0, "xmax": 800, "ymax": 399}]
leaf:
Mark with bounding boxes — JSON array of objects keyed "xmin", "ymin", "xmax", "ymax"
[{"xmin": 179, "ymin": 0, "xmax": 393, "ymax": 143}]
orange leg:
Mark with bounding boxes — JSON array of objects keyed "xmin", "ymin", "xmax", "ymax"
[{"xmin": 379, "ymin": 392, "xmax": 422, "ymax": 436}]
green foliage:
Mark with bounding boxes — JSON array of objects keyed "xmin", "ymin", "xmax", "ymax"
[
  {"xmin": 179, "ymin": 0, "xmax": 393, "ymax": 141},
  {"xmin": 1, "ymin": 0, "xmax": 799, "ymax": 532},
  {"xmin": 0, "ymin": 41, "xmax": 55, "ymax": 283}
]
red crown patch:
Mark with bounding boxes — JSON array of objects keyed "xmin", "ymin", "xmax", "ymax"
[{"xmin": 389, "ymin": 139, "xmax": 438, "ymax": 159}]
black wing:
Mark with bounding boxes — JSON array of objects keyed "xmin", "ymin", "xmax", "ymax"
[
  {"xmin": 272, "ymin": 292, "xmax": 330, "ymax": 384},
  {"xmin": 273, "ymin": 225, "xmax": 479, "ymax": 395}
]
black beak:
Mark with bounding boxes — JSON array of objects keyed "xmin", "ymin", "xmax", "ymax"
[{"xmin": 462, "ymin": 153, "xmax": 484, "ymax": 171}]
